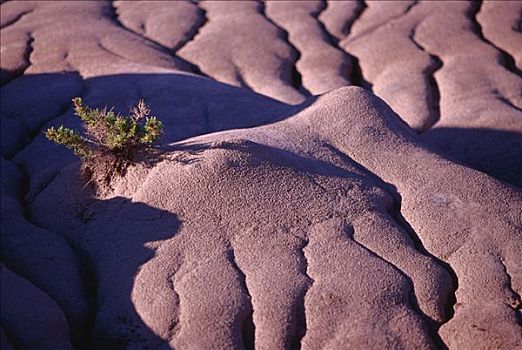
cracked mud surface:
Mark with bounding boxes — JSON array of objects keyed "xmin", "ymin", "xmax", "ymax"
[{"xmin": 1, "ymin": 1, "xmax": 521, "ymax": 349}]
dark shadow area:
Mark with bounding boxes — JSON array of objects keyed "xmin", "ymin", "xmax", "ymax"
[
  {"xmin": 0, "ymin": 71, "xmax": 296, "ymax": 155},
  {"xmin": 0, "ymin": 166, "xmax": 181, "ymax": 348},
  {"xmin": 422, "ymin": 127, "xmax": 522, "ymax": 188},
  {"xmin": 75, "ymin": 194, "xmax": 181, "ymax": 349},
  {"xmin": 348, "ymin": 54, "xmax": 373, "ymax": 91},
  {"xmin": 1, "ymin": 66, "xmax": 26, "ymax": 86}
]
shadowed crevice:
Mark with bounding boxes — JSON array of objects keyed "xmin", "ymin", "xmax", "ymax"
[
  {"xmin": 256, "ymin": 1, "xmax": 312, "ymax": 96},
  {"xmin": 0, "ymin": 8, "xmax": 33, "ymax": 29},
  {"xmin": 346, "ymin": 0, "xmax": 417, "ymax": 43},
  {"xmin": 498, "ymin": 258, "xmax": 522, "ymax": 312},
  {"xmin": 497, "ymin": 95, "xmax": 522, "ymax": 113},
  {"xmin": 171, "ymin": 2, "xmax": 208, "ymax": 53},
  {"xmin": 312, "ymin": 0, "xmax": 354, "ymax": 85},
  {"xmin": 349, "ymin": 54, "xmax": 373, "ymax": 91},
  {"xmin": 390, "ymin": 209, "xmax": 456, "ymax": 348},
  {"xmin": 0, "ymin": 33, "xmax": 34, "ymax": 86},
  {"xmin": 349, "ymin": 0, "xmax": 368, "ymax": 38},
  {"xmin": 470, "ymin": 0, "xmax": 522, "ymax": 77},
  {"xmin": 346, "ymin": 223, "xmax": 448, "ymax": 348},
  {"xmin": 227, "ymin": 247, "xmax": 255, "ymax": 350},
  {"xmin": 404, "ymin": 1, "xmax": 419, "ymax": 15},
  {"xmin": 335, "ymin": 0, "xmax": 371, "ymax": 90},
  {"xmin": 319, "ymin": 0, "xmax": 366, "ymax": 41},
  {"xmin": 291, "ymin": 236, "xmax": 313, "ymax": 350},
  {"xmin": 409, "ymin": 27, "xmax": 443, "ymax": 132},
  {"xmin": 321, "ymin": 142, "xmax": 458, "ymax": 346},
  {"xmin": 165, "ymin": 269, "xmax": 182, "ymax": 343}
]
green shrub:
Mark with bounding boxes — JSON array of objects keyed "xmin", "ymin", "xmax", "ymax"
[{"xmin": 45, "ymin": 97, "xmax": 163, "ymax": 186}]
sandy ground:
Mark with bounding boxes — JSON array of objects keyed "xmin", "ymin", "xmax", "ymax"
[{"xmin": 1, "ymin": 1, "xmax": 521, "ymax": 349}]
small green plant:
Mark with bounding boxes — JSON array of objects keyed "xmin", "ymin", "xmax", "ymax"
[{"xmin": 45, "ymin": 97, "xmax": 163, "ymax": 186}]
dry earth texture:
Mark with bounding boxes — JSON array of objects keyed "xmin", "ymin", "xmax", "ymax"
[{"xmin": 1, "ymin": 1, "xmax": 521, "ymax": 349}]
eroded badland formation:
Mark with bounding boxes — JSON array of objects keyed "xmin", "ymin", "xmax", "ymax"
[{"xmin": 1, "ymin": 1, "xmax": 521, "ymax": 349}]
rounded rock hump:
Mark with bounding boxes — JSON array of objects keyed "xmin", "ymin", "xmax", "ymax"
[{"xmin": 120, "ymin": 103, "xmax": 457, "ymax": 348}]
